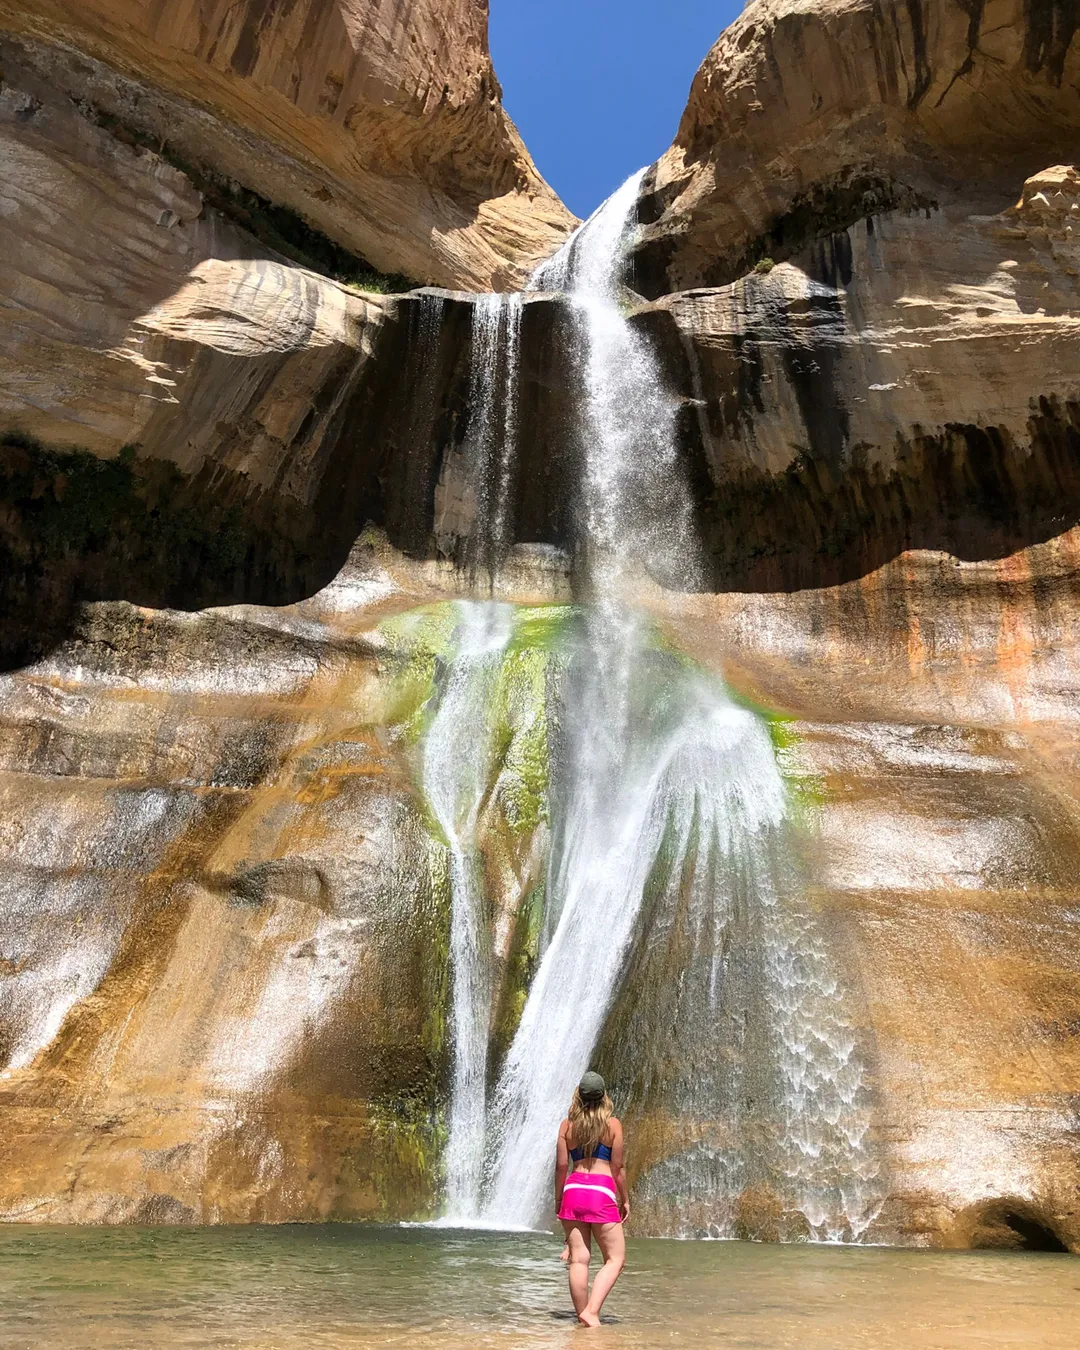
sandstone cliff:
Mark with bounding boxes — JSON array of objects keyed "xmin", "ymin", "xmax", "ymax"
[
  {"xmin": 0, "ymin": 2, "xmax": 566, "ymax": 665},
  {"xmin": 625, "ymin": 0, "xmax": 1080, "ymax": 588},
  {"xmin": 633, "ymin": 163, "xmax": 1080, "ymax": 590},
  {"xmin": 0, "ymin": 528, "xmax": 1078, "ymax": 1249},
  {"xmin": 0, "ymin": 0, "xmax": 573, "ymax": 290},
  {"xmin": 0, "ymin": 0, "xmax": 1079, "ymax": 1256},
  {"xmin": 603, "ymin": 0, "xmax": 1080, "ymax": 1252},
  {"xmin": 637, "ymin": 0, "xmax": 1080, "ymax": 294}
]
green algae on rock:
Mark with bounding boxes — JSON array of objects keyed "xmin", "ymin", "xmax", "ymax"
[{"xmin": 0, "ymin": 0, "xmax": 1078, "ymax": 1258}]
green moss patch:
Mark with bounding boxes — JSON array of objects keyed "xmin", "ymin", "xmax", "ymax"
[
  {"xmin": 724, "ymin": 685, "xmax": 824, "ymax": 813},
  {"xmin": 376, "ymin": 605, "xmax": 458, "ymax": 751},
  {"xmin": 491, "ymin": 880, "xmax": 546, "ymax": 1066}
]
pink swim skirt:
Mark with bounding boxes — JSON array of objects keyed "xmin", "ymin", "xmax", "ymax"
[{"xmin": 558, "ymin": 1172, "xmax": 622, "ymax": 1225}]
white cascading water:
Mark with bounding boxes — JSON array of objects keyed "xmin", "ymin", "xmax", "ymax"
[
  {"xmin": 529, "ymin": 170, "xmax": 699, "ymax": 595},
  {"xmin": 483, "ymin": 173, "xmax": 789, "ymax": 1228},
  {"xmin": 421, "ymin": 601, "xmax": 514, "ymax": 1219},
  {"xmin": 463, "ymin": 293, "xmax": 524, "ymax": 580},
  {"xmin": 425, "ymin": 171, "xmax": 882, "ymax": 1238},
  {"xmin": 481, "ymin": 640, "xmax": 794, "ymax": 1228},
  {"xmin": 421, "ymin": 295, "xmax": 523, "ymax": 1224}
]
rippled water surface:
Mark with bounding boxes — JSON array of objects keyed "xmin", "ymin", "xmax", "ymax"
[{"xmin": 0, "ymin": 1226, "xmax": 1075, "ymax": 1348}]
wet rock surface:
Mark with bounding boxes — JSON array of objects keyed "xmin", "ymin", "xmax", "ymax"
[
  {"xmin": 0, "ymin": 539, "xmax": 1078, "ymax": 1245},
  {"xmin": 648, "ymin": 540, "xmax": 1080, "ymax": 1250},
  {"xmin": 0, "ymin": 0, "xmax": 1078, "ymax": 1251},
  {"xmin": 0, "ymin": 546, "xmax": 451, "ymax": 1223}
]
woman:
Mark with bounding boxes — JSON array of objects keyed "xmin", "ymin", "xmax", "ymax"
[{"xmin": 555, "ymin": 1071, "xmax": 629, "ymax": 1327}]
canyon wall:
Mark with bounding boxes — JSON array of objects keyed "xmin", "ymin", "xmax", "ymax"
[
  {"xmin": 636, "ymin": 166, "xmax": 1080, "ymax": 592},
  {"xmin": 0, "ymin": 1, "xmax": 572, "ymax": 662},
  {"xmin": 0, "ymin": 0, "xmax": 1078, "ymax": 1252},
  {"xmin": 616, "ymin": 0, "xmax": 1080, "ymax": 1249},
  {"xmin": 0, "ymin": 0, "xmax": 572, "ymax": 290},
  {"xmin": 636, "ymin": 0, "xmax": 1080, "ymax": 295}
]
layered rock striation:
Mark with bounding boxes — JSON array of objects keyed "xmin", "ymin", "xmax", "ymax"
[
  {"xmin": 0, "ymin": 0, "xmax": 1079, "ymax": 1254},
  {"xmin": 634, "ymin": 164, "xmax": 1080, "ymax": 590},
  {"xmin": 0, "ymin": 547, "xmax": 450, "ymax": 1223},
  {"xmin": 609, "ymin": 6, "xmax": 1080, "ymax": 1248},
  {"xmin": 636, "ymin": 0, "xmax": 1080, "ymax": 295},
  {"xmin": 0, "ymin": 4, "xmax": 573, "ymax": 666},
  {"xmin": 0, "ymin": 0, "xmax": 572, "ymax": 290},
  {"xmin": 656, "ymin": 542, "xmax": 1080, "ymax": 1251}
]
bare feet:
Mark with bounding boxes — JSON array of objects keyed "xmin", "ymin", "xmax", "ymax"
[{"xmin": 578, "ymin": 1309, "xmax": 601, "ymax": 1327}]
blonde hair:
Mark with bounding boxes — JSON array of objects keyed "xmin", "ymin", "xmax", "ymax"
[{"xmin": 568, "ymin": 1087, "xmax": 614, "ymax": 1160}]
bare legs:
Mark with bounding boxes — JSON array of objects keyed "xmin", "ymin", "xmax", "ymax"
[
  {"xmin": 561, "ymin": 1221, "xmax": 592, "ymax": 1318},
  {"xmin": 561, "ymin": 1220, "xmax": 626, "ymax": 1327},
  {"xmin": 580, "ymin": 1221, "xmax": 626, "ymax": 1326}
]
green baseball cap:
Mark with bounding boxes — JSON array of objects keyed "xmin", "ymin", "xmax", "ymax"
[{"xmin": 579, "ymin": 1071, "xmax": 606, "ymax": 1102}]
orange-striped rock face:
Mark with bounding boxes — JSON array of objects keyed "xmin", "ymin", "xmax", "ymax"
[
  {"xmin": 644, "ymin": 540, "xmax": 1080, "ymax": 1249},
  {"xmin": 0, "ymin": 0, "xmax": 1078, "ymax": 1253},
  {"xmin": 606, "ymin": 1, "xmax": 1080, "ymax": 1248},
  {"xmin": 0, "ymin": 545, "xmax": 444, "ymax": 1224},
  {"xmin": 0, "ymin": 535, "xmax": 1077, "ymax": 1247}
]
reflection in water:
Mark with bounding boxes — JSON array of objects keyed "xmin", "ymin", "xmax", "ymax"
[{"xmin": 0, "ymin": 1225, "xmax": 1074, "ymax": 1349}]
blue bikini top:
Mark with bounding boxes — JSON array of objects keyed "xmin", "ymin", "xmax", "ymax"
[{"xmin": 570, "ymin": 1140, "xmax": 613, "ymax": 1163}]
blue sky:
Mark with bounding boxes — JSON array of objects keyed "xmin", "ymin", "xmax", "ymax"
[{"xmin": 490, "ymin": 0, "xmax": 743, "ymax": 220}]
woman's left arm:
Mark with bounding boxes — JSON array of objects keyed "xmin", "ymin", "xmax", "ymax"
[
  {"xmin": 554, "ymin": 1122, "xmax": 569, "ymax": 1214},
  {"xmin": 611, "ymin": 1119, "xmax": 630, "ymax": 1224}
]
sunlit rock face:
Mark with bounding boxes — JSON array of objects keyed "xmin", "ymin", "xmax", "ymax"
[
  {"xmin": 657, "ymin": 539, "xmax": 1080, "ymax": 1251},
  {"xmin": 0, "ymin": 49, "xmax": 390, "ymax": 463},
  {"xmin": 0, "ymin": 44, "xmax": 387, "ymax": 663},
  {"xmin": 0, "ymin": 540, "xmax": 570, "ymax": 1224},
  {"xmin": 622, "ymin": 0, "xmax": 1080, "ymax": 596},
  {"xmin": 635, "ymin": 0, "xmax": 1080, "ymax": 297},
  {"xmin": 633, "ymin": 163, "xmax": 1080, "ymax": 590},
  {"xmin": 0, "ymin": 538, "xmax": 1077, "ymax": 1245},
  {"xmin": 0, "ymin": 0, "xmax": 1078, "ymax": 1254},
  {"xmin": 0, "ymin": 1, "xmax": 573, "ymax": 290},
  {"xmin": 0, "ymin": 542, "xmax": 446, "ymax": 1223},
  {"xmin": 0, "ymin": 18, "xmax": 571, "ymax": 666}
]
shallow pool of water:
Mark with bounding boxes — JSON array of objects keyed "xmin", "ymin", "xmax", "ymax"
[{"xmin": 0, "ymin": 1225, "xmax": 1075, "ymax": 1348}]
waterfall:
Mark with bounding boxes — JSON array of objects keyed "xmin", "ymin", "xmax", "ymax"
[
  {"xmin": 464, "ymin": 293, "xmax": 524, "ymax": 581},
  {"xmin": 421, "ymin": 601, "xmax": 515, "ymax": 1219},
  {"xmin": 531, "ymin": 169, "xmax": 700, "ymax": 596},
  {"xmin": 419, "ymin": 171, "xmax": 882, "ymax": 1238},
  {"xmin": 481, "ymin": 620, "xmax": 795, "ymax": 1228}
]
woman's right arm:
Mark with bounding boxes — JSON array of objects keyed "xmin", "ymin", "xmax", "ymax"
[
  {"xmin": 554, "ymin": 1121, "xmax": 569, "ymax": 1214},
  {"xmin": 611, "ymin": 1119, "xmax": 630, "ymax": 1224}
]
